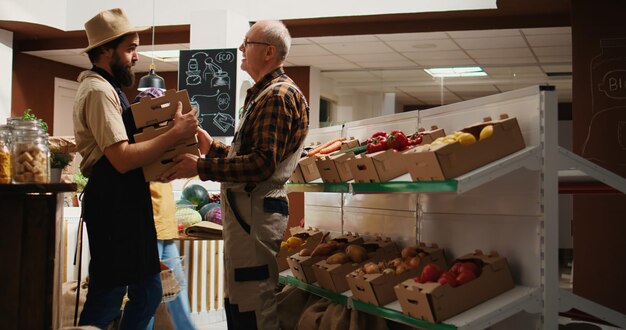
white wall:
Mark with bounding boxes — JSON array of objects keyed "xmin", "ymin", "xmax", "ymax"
[
  {"xmin": 0, "ymin": 0, "xmax": 67, "ymax": 30},
  {"xmin": 308, "ymin": 67, "xmax": 321, "ymax": 129},
  {"xmin": 0, "ymin": 29, "xmax": 13, "ymax": 121}
]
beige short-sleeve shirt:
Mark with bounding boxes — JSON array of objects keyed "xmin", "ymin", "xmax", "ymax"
[{"xmin": 73, "ymin": 70, "xmax": 129, "ymax": 177}]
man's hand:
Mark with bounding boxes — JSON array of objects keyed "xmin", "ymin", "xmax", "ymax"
[
  {"xmin": 160, "ymin": 153, "xmax": 199, "ymax": 181},
  {"xmin": 171, "ymin": 101, "xmax": 199, "ymax": 143}
]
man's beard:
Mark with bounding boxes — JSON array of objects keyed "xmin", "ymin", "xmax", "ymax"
[{"xmin": 111, "ymin": 54, "xmax": 135, "ymax": 87}]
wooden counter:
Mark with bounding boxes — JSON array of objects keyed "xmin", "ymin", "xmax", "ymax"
[{"xmin": 0, "ymin": 183, "xmax": 76, "ymax": 329}]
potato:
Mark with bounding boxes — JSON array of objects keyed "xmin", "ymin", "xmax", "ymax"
[
  {"xmin": 299, "ymin": 248, "xmax": 312, "ymax": 256},
  {"xmin": 326, "ymin": 252, "xmax": 349, "ymax": 264},
  {"xmin": 345, "ymin": 244, "xmax": 367, "ymax": 263},
  {"xmin": 311, "ymin": 241, "xmax": 337, "ymax": 257}
]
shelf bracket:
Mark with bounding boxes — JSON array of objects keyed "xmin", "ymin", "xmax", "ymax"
[
  {"xmin": 557, "ymin": 147, "xmax": 626, "ymax": 194},
  {"xmin": 559, "ymin": 289, "xmax": 626, "ymax": 328}
]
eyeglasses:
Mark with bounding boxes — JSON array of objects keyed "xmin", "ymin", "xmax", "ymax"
[{"xmin": 242, "ymin": 38, "xmax": 272, "ymax": 48}]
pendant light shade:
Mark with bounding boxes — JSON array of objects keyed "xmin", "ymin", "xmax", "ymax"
[
  {"xmin": 138, "ymin": 64, "xmax": 165, "ymax": 91},
  {"xmin": 137, "ymin": 0, "xmax": 165, "ymax": 92}
]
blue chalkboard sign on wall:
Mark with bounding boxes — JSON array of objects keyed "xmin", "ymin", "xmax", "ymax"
[{"xmin": 178, "ymin": 49, "xmax": 237, "ymax": 136}]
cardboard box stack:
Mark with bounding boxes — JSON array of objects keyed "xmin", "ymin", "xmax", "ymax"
[
  {"xmin": 394, "ymin": 250, "xmax": 515, "ymax": 323},
  {"xmin": 403, "ymin": 114, "xmax": 525, "ymax": 181},
  {"xmin": 313, "ymin": 237, "xmax": 398, "ymax": 293},
  {"xmin": 346, "ymin": 243, "xmax": 447, "ymax": 306},
  {"xmin": 287, "ymin": 233, "xmax": 364, "ymax": 283},
  {"xmin": 131, "ymin": 89, "xmax": 199, "ymax": 182}
]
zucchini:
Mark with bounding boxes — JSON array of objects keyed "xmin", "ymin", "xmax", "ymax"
[{"xmin": 337, "ymin": 145, "xmax": 367, "ymax": 155}]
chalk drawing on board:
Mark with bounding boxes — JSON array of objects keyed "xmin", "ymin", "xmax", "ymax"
[
  {"xmin": 202, "ymin": 112, "xmax": 235, "ymax": 133},
  {"xmin": 204, "ymin": 57, "xmax": 231, "ymax": 89},
  {"xmin": 190, "ymin": 91, "xmax": 221, "ymax": 124},
  {"xmin": 582, "ymin": 38, "xmax": 626, "ymax": 169}
]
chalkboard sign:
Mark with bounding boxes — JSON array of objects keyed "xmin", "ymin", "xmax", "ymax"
[{"xmin": 178, "ymin": 49, "xmax": 237, "ymax": 136}]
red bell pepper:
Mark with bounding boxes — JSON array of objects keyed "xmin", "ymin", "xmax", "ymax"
[
  {"xmin": 387, "ymin": 130, "xmax": 409, "ymax": 151},
  {"xmin": 367, "ymin": 131, "xmax": 388, "ymax": 144},
  {"xmin": 408, "ymin": 132, "xmax": 423, "ymax": 146},
  {"xmin": 366, "ymin": 136, "xmax": 387, "ymax": 153}
]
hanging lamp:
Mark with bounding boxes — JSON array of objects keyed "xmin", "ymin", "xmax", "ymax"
[{"xmin": 138, "ymin": 0, "xmax": 165, "ymax": 91}]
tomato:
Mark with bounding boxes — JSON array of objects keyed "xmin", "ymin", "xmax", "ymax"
[
  {"xmin": 437, "ymin": 272, "xmax": 458, "ymax": 287},
  {"xmin": 459, "ymin": 262, "xmax": 479, "ymax": 276},
  {"xmin": 456, "ymin": 270, "xmax": 477, "ymax": 285},
  {"xmin": 420, "ymin": 263, "xmax": 443, "ymax": 282},
  {"xmin": 449, "ymin": 262, "xmax": 463, "ymax": 275}
]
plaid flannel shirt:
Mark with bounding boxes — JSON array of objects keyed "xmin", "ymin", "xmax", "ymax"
[{"xmin": 197, "ymin": 68, "xmax": 309, "ymax": 183}]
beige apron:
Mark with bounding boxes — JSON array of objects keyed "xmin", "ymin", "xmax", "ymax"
[{"xmin": 221, "ymin": 82, "xmax": 307, "ymax": 328}]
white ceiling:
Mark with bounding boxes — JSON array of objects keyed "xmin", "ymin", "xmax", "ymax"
[{"xmin": 25, "ymin": 26, "xmax": 572, "ymax": 106}]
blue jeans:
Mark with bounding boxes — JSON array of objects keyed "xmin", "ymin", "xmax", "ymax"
[
  {"xmin": 147, "ymin": 240, "xmax": 195, "ymax": 330},
  {"xmin": 79, "ymin": 272, "xmax": 162, "ymax": 329}
]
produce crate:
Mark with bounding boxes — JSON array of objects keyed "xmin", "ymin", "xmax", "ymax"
[
  {"xmin": 403, "ymin": 115, "xmax": 524, "ymax": 181},
  {"xmin": 394, "ymin": 250, "xmax": 514, "ymax": 323},
  {"xmin": 346, "ymin": 243, "xmax": 447, "ymax": 306},
  {"xmin": 289, "ymin": 156, "xmax": 320, "ymax": 183},
  {"xmin": 276, "ymin": 228, "xmax": 325, "ymax": 272},
  {"xmin": 313, "ymin": 237, "xmax": 398, "ymax": 293}
]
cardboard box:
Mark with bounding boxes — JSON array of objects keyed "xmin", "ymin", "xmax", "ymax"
[
  {"xmin": 287, "ymin": 233, "xmax": 363, "ymax": 283},
  {"xmin": 413, "ymin": 126, "xmax": 446, "ymax": 145},
  {"xmin": 289, "ymin": 157, "xmax": 320, "ymax": 183},
  {"xmin": 276, "ymin": 228, "xmax": 325, "ymax": 272},
  {"xmin": 403, "ymin": 115, "xmax": 525, "ymax": 181},
  {"xmin": 340, "ymin": 138, "xmax": 360, "ymax": 151},
  {"xmin": 394, "ymin": 250, "xmax": 515, "ymax": 323},
  {"xmin": 346, "ymin": 243, "xmax": 447, "ymax": 306},
  {"xmin": 316, "ymin": 152, "xmax": 355, "ymax": 183},
  {"xmin": 347, "ymin": 149, "xmax": 407, "ymax": 183},
  {"xmin": 131, "ymin": 89, "xmax": 199, "ymax": 181},
  {"xmin": 313, "ymin": 237, "xmax": 398, "ymax": 293}
]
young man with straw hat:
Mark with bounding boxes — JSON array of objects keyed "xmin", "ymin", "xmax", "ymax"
[{"xmin": 73, "ymin": 8, "xmax": 198, "ymax": 329}]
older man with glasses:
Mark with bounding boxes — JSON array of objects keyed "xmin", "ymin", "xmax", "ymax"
[{"xmin": 162, "ymin": 20, "xmax": 309, "ymax": 329}]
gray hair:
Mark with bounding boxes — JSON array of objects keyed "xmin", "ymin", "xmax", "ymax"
[{"xmin": 258, "ymin": 20, "xmax": 291, "ymax": 61}]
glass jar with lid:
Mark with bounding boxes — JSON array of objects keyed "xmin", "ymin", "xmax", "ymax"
[
  {"xmin": 0, "ymin": 125, "xmax": 11, "ymax": 184},
  {"xmin": 11, "ymin": 125, "xmax": 49, "ymax": 184}
]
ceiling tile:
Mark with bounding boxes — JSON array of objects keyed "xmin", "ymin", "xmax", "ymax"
[
  {"xmin": 521, "ymin": 27, "xmax": 572, "ymax": 35},
  {"xmin": 532, "ymin": 46, "xmax": 572, "ymax": 57},
  {"xmin": 525, "ymin": 34, "xmax": 571, "ymax": 47},
  {"xmin": 483, "ymin": 66, "xmax": 543, "ymax": 75},
  {"xmin": 454, "ymin": 36, "xmax": 527, "ymax": 50},
  {"xmin": 467, "ymin": 47, "xmax": 533, "ymax": 58},
  {"xmin": 447, "ymin": 29, "xmax": 521, "ymax": 38},
  {"xmin": 356, "ymin": 60, "xmax": 418, "ymax": 69},
  {"xmin": 321, "ymin": 71, "xmax": 379, "ymax": 80},
  {"xmin": 309, "ymin": 35, "xmax": 380, "ymax": 44},
  {"xmin": 376, "ymin": 31, "xmax": 450, "ymax": 41},
  {"xmin": 312, "ymin": 63, "xmax": 361, "ymax": 70},
  {"xmin": 341, "ymin": 52, "xmax": 408, "ymax": 63},
  {"xmin": 474, "ymin": 57, "xmax": 537, "ymax": 65},
  {"xmin": 370, "ymin": 69, "xmax": 432, "ymax": 79},
  {"xmin": 320, "ymin": 41, "xmax": 395, "ymax": 55},
  {"xmin": 541, "ymin": 64, "xmax": 573, "ymax": 73},
  {"xmin": 287, "ymin": 55, "xmax": 353, "ymax": 67},
  {"xmin": 385, "ymin": 39, "xmax": 459, "ymax": 52},
  {"xmin": 288, "ymin": 44, "xmax": 332, "ymax": 57},
  {"xmin": 537, "ymin": 55, "xmax": 572, "ymax": 64},
  {"xmin": 403, "ymin": 50, "xmax": 469, "ymax": 61}
]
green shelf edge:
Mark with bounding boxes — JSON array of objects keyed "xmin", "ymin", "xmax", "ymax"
[
  {"xmin": 279, "ymin": 275, "xmax": 456, "ymax": 330},
  {"xmin": 351, "ymin": 299, "xmax": 456, "ymax": 330},
  {"xmin": 280, "ymin": 275, "xmax": 348, "ymax": 305},
  {"xmin": 351, "ymin": 180, "xmax": 457, "ymax": 193}
]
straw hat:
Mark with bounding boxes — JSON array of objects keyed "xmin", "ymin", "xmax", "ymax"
[{"xmin": 82, "ymin": 8, "xmax": 148, "ymax": 53}]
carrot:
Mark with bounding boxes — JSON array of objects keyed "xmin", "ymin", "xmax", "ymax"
[
  {"xmin": 319, "ymin": 140, "xmax": 343, "ymax": 155},
  {"xmin": 307, "ymin": 137, "xmax": 345, "ymax": 157}
]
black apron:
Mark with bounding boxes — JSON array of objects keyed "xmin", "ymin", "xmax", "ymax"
[{"xmin": 82, "ymin": 68, "xmax": 160, "ymax": 289}]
